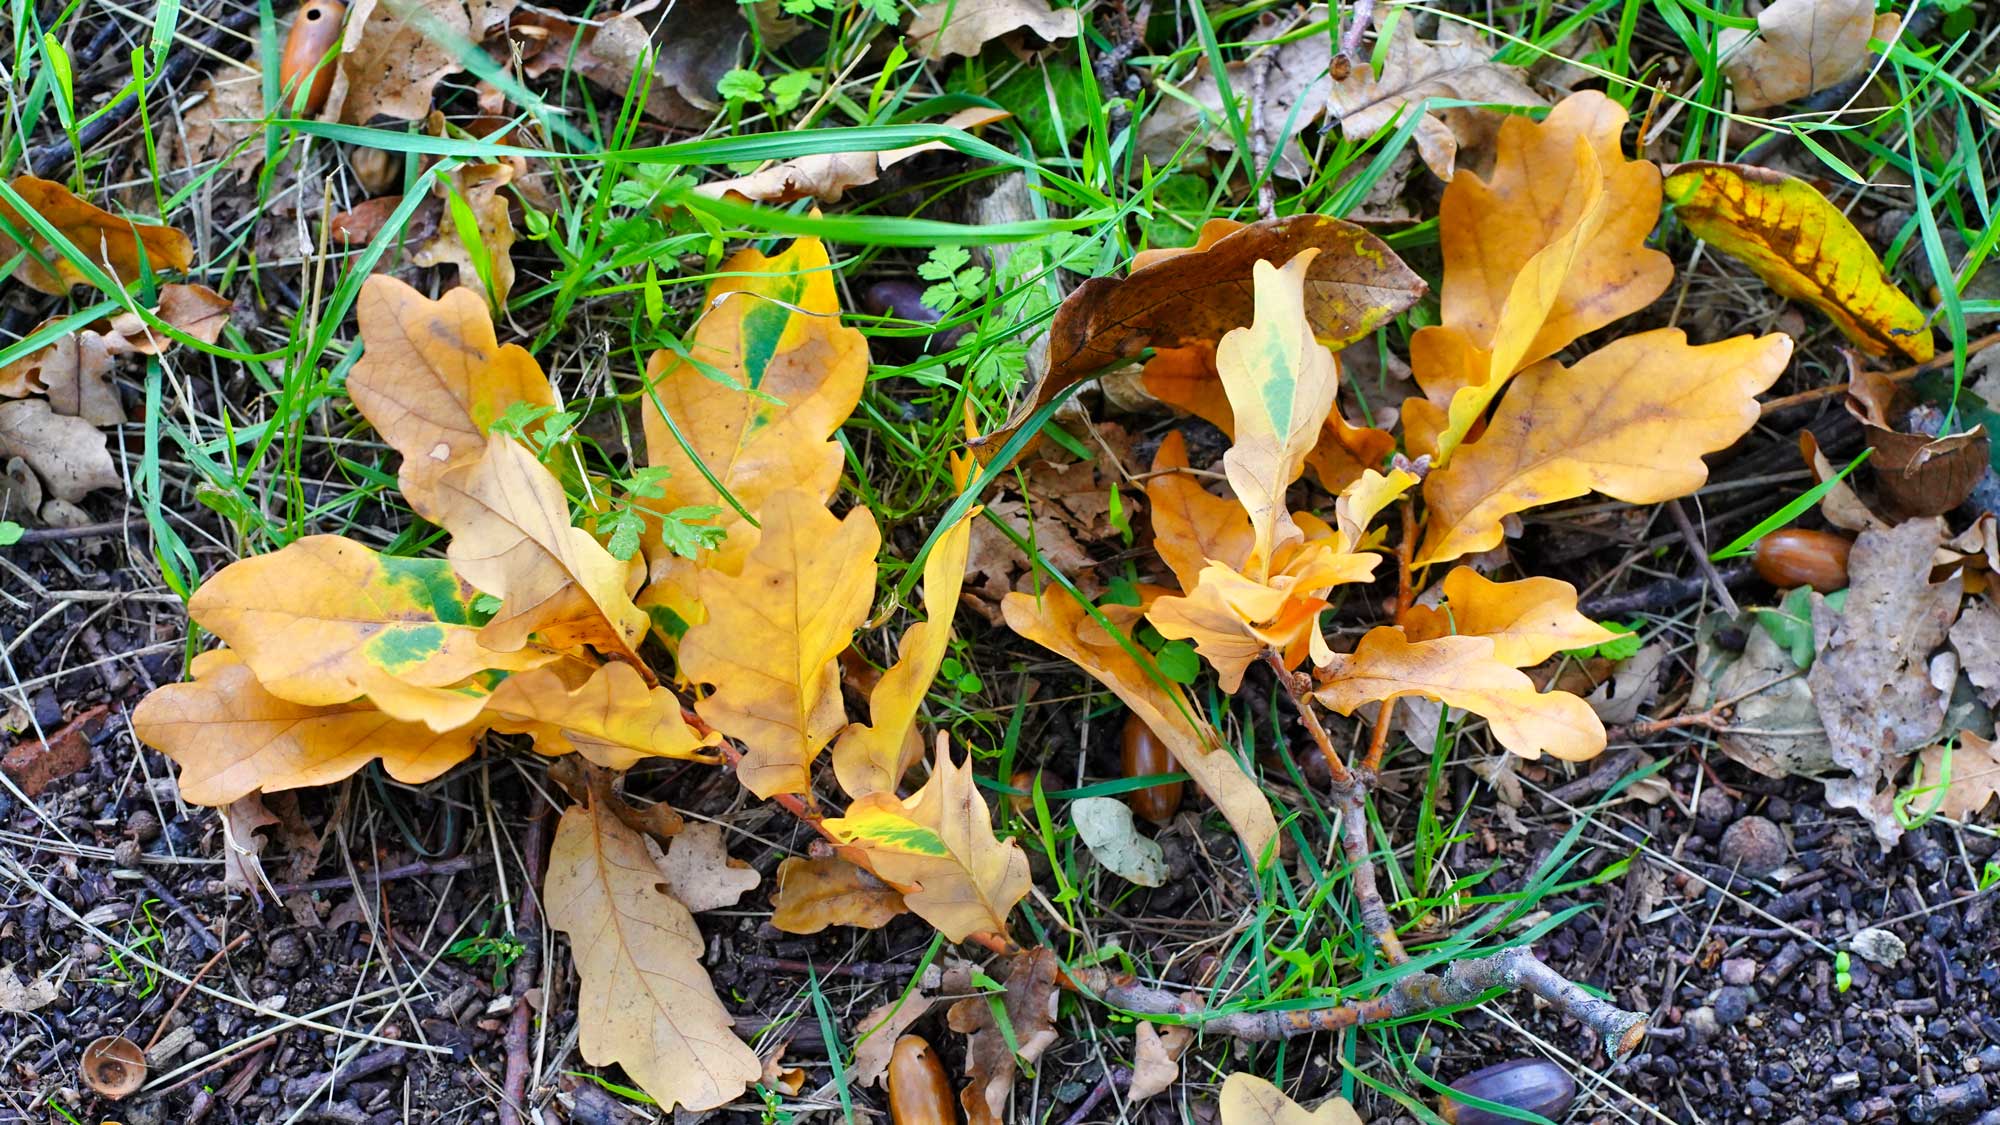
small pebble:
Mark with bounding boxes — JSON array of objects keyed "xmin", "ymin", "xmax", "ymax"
[
  {"xmin": 1720, "ymin": 815, "xmax": 1788, "ymax": 877},
  {"xmin": 1714, "ymin": 985, "xmax": 1754, "ymax": 1026},
  {"xmin": 1848, "ymin": 927, "xmax": 1907, "ymax": 967},
  {"xmin": 266, "ymin": 933, "xmax": 306, "ymax": 969},
  {"xmin": 1722, "ymin": 958, "xmax": 1759, "ymax": 986},
  {"xmin": 1685, "ymin": 1006, "xmax": 1721, "ymax": 1042}
]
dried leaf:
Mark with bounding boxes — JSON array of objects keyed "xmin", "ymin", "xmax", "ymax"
[
  {"xmin": 133, "ymin": 651, "xmax": 480, "ymax": 806},
  {"xmin": 0, "ymin": 400, "xmax": 120, "ymax": 502},
  {"xmin": 3, "ymin": 284, "xmax": 230, "ymax": 427},
  {"xmin": 768, "ymin": 855, "xmax": 908, "ymax": 934},
  {"xmin": 171, "ymin": 63, "xmax": 268, "ymax": 181},
  {"xmin": 413, "ymin": 161, "xmax": 517, "ymax": 306},
  {"xmin": 947, "ymin": 948, "xmax": 1060, "ymax": 1125},
  {"xmin": 433, "ymin": 436, "xmax": 650, "ymax": 662},
  {"xmin": 219, "ymin": 793, "xmax": 280, "ymax": 898},
  {"xmin": 486, "ymin": 661, "xmax": 721, "ymax": 769},
  {"xmin": 905, "ymin": 0, "xmax": 1079, "ymax": 60},
  {"xmin": 637, "ymin": 235, "xmax": 868, "ymax": 633},
  {"xmin": 833, "ymin": 512, "xmax": 973, "ymax": 799},
  {"xmin": 973, "ymin": 214, "xmax": 1423, "ymax": 461},
  {"xmin": 0, "ymin": 964, "xmax": 60, "ymax": 1014},
  {"xmin": 544, "ymin": 791, "xmax": 761, "ymax": 1111},
  {"xmin": 348, "ymin": 275, "xmax": 557, "ymax": 519},
  {"xmin": 187, "ymin": 535, "xmax": 555, "ymax": 724},
  {"xmin": 681, "ymin": 491, "xmax": 879, "ymax": 799},
  {"xmin": 1403, "ymin": 568, "xmax": 1615, "ymax": 668},
  {"xmin": 1127, "ymin": 1022, "xmax": 1192, "ymax": 1102},
  {"xmin": 330, "ymin": 0, "xmax": 492, "ymax": 123},
  {"xmin": 0, "ymin": 704, "xmax": 102, "ymax": 797},
  {"xmin": 822, "ymin": 737, "xmax": 1031, "ymax": 942},
  {"xmin": 1219, "ymin": 1073, "xmax": 1365, "ymax": 1125},
  {"xmin": 699, "ymin": 108, "xmax": 1011, "ymax": 204},
  {"xmin": 1326, "ymin": 12, "xmax": 1543, "ymax": 180},
  {"xmin": 1133, "ymin": 11, "xmax": 1332, "ymax": 181},
  {"xmin": 517, "ymin": 3, "xmax": 743, "ymax": 127},
  {"xmin": 1667, "ymin": 162, "xmax": 1932, "ymax": 362},
  {"xmin": 0, "ymin": 176, "xmax": 193, "ymax": 294},
  {"xmin": 1071, "ymin": 796, "xmax": 1167, "ymax": 886},
  {"xmin": 1918, "ymin": 732, "xmax": 2000, "ymax": 822},
  {"xmin": 1314, "ymin": 628, "xmax": 1606, "ymax": 761},
  {"xmin": 1418, "ymin": 329, "xmax": 1793, "ymax": 566},
  {"xmin": 1949, "ymin": 599, "xmax": 2000, "ymax": 707},
  {"xmin": 656, "ymin": 822, "xmax": 760, "ymax": 912},
  {"xmin": 1720, "ymin": 0, "xmax": 1882, "ymax": 110},
  {"xmin": 1002, "ymin": 591, "xmax": 1279, "ymax": 861},
  {"xmin": 850, "ymin": 992, "xmax": 937, "ymax": 1088}
]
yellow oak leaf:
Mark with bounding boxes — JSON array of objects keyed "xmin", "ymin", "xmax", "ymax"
[
  {"xmin": 833, "ymin": 511, "xmax": 973, "ymax": 799},
  {"xmin": 0, "ymin": 176, "xmax": 193, "ymax": 294},
  {"xmin": 1403, "ymin": 568, "xmax": 1615, "ymax": 668},
  {"xmin": 1216, "ymin": 249, "xmax": 1343, "ymax": 576},
  {"xmin": 486, "ymin": 661, "xmax": 721, "ymax": 770},
  {"xmin": 1001, "ymin": 591, "xmax": 1278, "ymax": 862},
  {"xmin": 768, "ymin": 855, "xmax": 909, "ymax": 934},
  {"xmin": 680, "ymin": 490, "xmax": 879, "ymax": 799},
  {"xmin": 1666, "ymin": 162, "xmax": 1933, "ymax": 362},
  {"xmin": 822, "ymin": 737, "xmax": 1031, "ymax": 942},
  {"xmin": 132, "ymin": 651, "xmax": 480, "ymax": 806},
  {"xmin": 1418, "ymin": 329, "xmax": 1793, "ymax": 566},
  {"xmin": 433, "ymin": 435, "xmax": 650, "ymax": 665},
  {"xmin": 1148, "ymin": 541, "xmax": 1380, "ymax": 691},
  {"xmin": 1917, "ymin": 732, "xmax": 2000, "ymax": 822},
  {"xmin": 1144, "ymin": 430, "xmax": 1254, "ymax": 592},
  {"xmin": 1407, "ymin": 92, "xmax": 1673, "ymax": 463},
  {"xmin": 1219, "ymin": 1073, "xmax": 1365, "ymax": 1125},
  {"xmin": 544, "ymin": 789, "xmax": 761, "ymax": 1112},
  {"xmin": 1314, "ymin": 627, "xmax": 1605, "ymax": 761},
  {"xmin": 637, "ymin": 235, "xmax": 867, "ymax": 634},
  {"xmin": 186, "ymin": 535, "xmax": 556, "ymax": 723},
  {"xmin": 347, "ymin": 275, "xmax": 556, "ymax": 520}
]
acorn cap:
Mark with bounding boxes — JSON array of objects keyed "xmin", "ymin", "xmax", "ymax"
[{"xmin": 82, "ymin": 1035, "xmax": 147, "ymax": 1100}]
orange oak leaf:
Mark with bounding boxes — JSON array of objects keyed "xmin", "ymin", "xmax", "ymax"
[
  {"xmin": 822, "ymin": 737, "xmax": 1032, "ymax": 942},
  {"xmin": 486, "ymin": 661, "xmax": 721, "ymax": 769},
  {"xmin": 1417, "ymin": 329, "xmax": 1793, "ymax": 567},
  {"xmin": 1403, "ymin": 568, "xmax": 1615, "ymax": 668},
  {"xmin": 0, "ymin": 176, "xmax": 193, "ymax": 294},
  {"xmin": 1002, "ymin": 591, "xmax": 1278, "ymax": 861},
  {"xmin": 1313, "ymin": 628, "xmax": 1606, "ymax": 761},
  {"xmin": 679, "ymin": 490, "xmax": 879, "ymax": 799},
  {"xmin": 637, "ymin": 235, "xmax": 868, "ymax": 635},
  {"xmin": 1404, "ymin": 92, "xmax": 1673, "ymax": 463},
  {"xmin": 768, "ymin": 855, "xmax": 909, "ymax": 934},
  {"xmin": 1144, "ymin": 430, "xmax": 1254, "ymax": 592},
  {"xmin": 1666, "ymin": 162, "xmax": 1932, "ymax": 362},
  {"xmin": 132, "ymin": 651, "xmax": 480, "ymax": 806},
  {"xmin": 832, "ymin": 511, "xmax": 973, "ymax": 799},
  {"xmin": 544, "ymin": 787, "xmax": 761, "ymax": 1112},
  {"xmin": 432, "ymin": 435, "xmax": 651, "ymax": 664},
  {"xmin": 347, "ymin": 275, "xmax": 556, "ymax": 519}
]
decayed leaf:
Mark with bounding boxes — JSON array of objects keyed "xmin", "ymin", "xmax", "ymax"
[
  {"xmin": 187, "ymin": 535, "xmax": 553, "ymax": 722},
  {"xmin": 1315, "ymin": 628, "xmax": 1605, "ymax": 760},
  {"xmin": 1133, "ymin": 10, "xmax": 1332, "ymax": 181},
  {"xmin": 0, "ymin": 964, "xmax": 60, "ymax": 1014},
  {"xmin": 544, "ymin": 791, "xmax": 762, "ymax": 1111},
  {"xmin": 413, "ymin": 161, "xmax": 517, "ymax": 306},
  {"xmin": 1403, "ymin": 569, "xmax": 1614, "ymax": 667},
  {"xmin": 348, "ymin": 276, "xmax": 556, "ymax": 519},
  {"xmin": 681, "ymin": 491, "xmax": 879, "ymax": 799},
  {"xmin": 516, "ymin": 1, "xmax": 744, "ymax": 127},
  {"xmin": 822, "ymin": 738, "xmax": 1031, "ymax": 942},
  {"xmin": 850, "ymin": 992, "xmax": 937, "ymax": 1088},
  {"xmin": 1720, "ymin": 0, "xmax": 1883, "ymax": 110},
  {"xmin": 1418, "ymin": 329, "xmax": 1793, "ymax": 566},
  {"xmin": 1071, "ymin": 797, "xmax": 1168, "ymax": 886},
  {"xmin": 133, "ymin": 652, "xmax": 480, "ymax": 806},
  {"xmin": 0, "ymin": 176, "xmax": 194, "ymax": 294},
  {"xmin": 170, "ymin": 63, "xmax": 268, "ymax": 181},
  {"xmin": 1667, "ymin": 162, "xmax": 1932, "ymax": 362},
  {"xmin": 973, "ymin": 214, "xmax": 1423, "ymax": 461},
  {"xmin": 656, "ymin": 822, "xmax": 760, "ymax": 912},
  {"xmin": 905, "ymin": 0, "xmax": 1079, "ymax": 60},
  {"xmin": 1127, "ymin": 1022, "xmax": 1193, "ymax": 1102},
  {"xmin": 833, "ymin": 512, "xmax": 973, "ymax": 799},
  {"xmin": 768, "ymin": 855, "xmax": 908, "ymax": 933},
  {"xmin": 1949, "ymin": 599, "xmax": 2000, "ymax": 707},
  {"xmin": 486, "ymin": 660, "xmax": 721, "ymax": 768},
  {"xmin": 1918, "ymin": 732, "xmax": 2000, "ymax": 822},
  {"xmin": 947, "ymin": 947, "xmax": 1060, "ymax": 1125},
  {"xmin": 329, "ymin": 0, "xmax": 496, "ymax": 123},
  {"xmin": 432, "ymin": 436, "xmax": 651, "ymax": 662},
  {"xmin": 1002, "ymin": 591, "xmax": 1279, "ymax": 861},
  {"xmin": 1845, "ymin": 367, "xmax": 1987, "ymax": 517},
  {"xmin": 1404, "ymin": 92, "xmax": 1674, "ymax": 463},
  {"xmin": 1, "ymin": 283, "xmax": 231, "ymax": 426},
  {"xmin": 1326, "ymin": 11, "xmax": 1543, "ymax": 180},
  {"xmin": 1809, "ymin": 519, "xmax": 1960, "ymax": 845},
  {"xmin": 638, "ymin": 235, "xmax": 868, "ymax": 634},
  {"xmin": 219, "ymin": 793, "xmax": 281, "ymax": 898},
  {"xmin": 1219, "ymin": 1073, "xmax": 1365, "ymax": 1125},
  {"xmin": 0, "ymin": 400, "xmax": 121, "ymax": 502},
  {"xmin": 699, "ymin": 108, "xmax": 1011, "ymax": 204}
]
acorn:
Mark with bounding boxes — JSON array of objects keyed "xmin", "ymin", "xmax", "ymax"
[
  {"xmin": 1751, "ymin": 529, "xmax": 1851, "ymax": 593},
  {"xmin": 887, "ymin": 1035, "xmax": 956, "ymax": 1124},
  {"xmin": 278, "ymin": 0, "xmax": 346, "ymax": 116},
  {"xmin": 1440, "ymin": 1059, "xmax": 1575, "ymax": 1125},
  {"xmin": 1121, "ymin": 713, "xmax": 1183, "ymax": 825}
]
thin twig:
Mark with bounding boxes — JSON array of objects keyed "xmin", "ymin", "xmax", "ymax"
[
  {"xmin": 1333, "ymin": 0, "xmax": 1378, "ymax": 78},
  {"xmin": 499, "ymin": 803, "xmax": 550, "ymax": 1125},
  {"xmin": 1759, "ymin": 331, "xmax": 2000, "ymax": 417},
  {"xmin": 1665, "ymin": 499, "xmax": 1741, "ymax": 618},
  {"xmin": 267, "ymin": 854, "xmax": 485, "ymax": 896},
  {"xmin": 146, "ymin": 933, "xmax": 250, "ymax": 1053}
]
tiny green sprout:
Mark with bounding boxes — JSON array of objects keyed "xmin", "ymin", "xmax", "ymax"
[
  {"xmin": 0, "ymin": 520, "xmax": 22, "ymax": 546},
  {"xmin": 716, "ymin": 68, "xmax": 766, "ymax": 104},
  {"xmin": 1107, "ymin": 481, "xmax": 1132, "ymax": 545},
  {"xmin": 1980, "ymin": 861, "xmax": 1999, "ymax": 893},
  {"xmin": 1562, "ymin": 620, "xmax": 1643, "ymax": 661},
  {"xmin": 1834, "ymin": 950, "xmax": 1852, "ymax": 993}
]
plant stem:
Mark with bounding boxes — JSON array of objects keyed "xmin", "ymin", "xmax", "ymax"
[{"xmin": 1263, "ymin": 650, "xmax": 1352, "ymax": 787}]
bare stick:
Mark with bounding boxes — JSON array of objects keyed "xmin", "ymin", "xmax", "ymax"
[
  {"xmin": 1665, "ymin": 499, "xmax": 1741, "ymax": 618},
  {"xmin": 1076, "ymin": 945, "xmax": 1647, "ymax": 1058},
  {"xmin": 1333, "ymin": 776, "xmax": 1408, "ymax": 964},
  {"xmin": 499, "ymin": 802, "xmax": 550, "ymax": 1125},
  {"xmin": 1760, "ymin": 331, "xmax": 2000, "ymax": 417}
]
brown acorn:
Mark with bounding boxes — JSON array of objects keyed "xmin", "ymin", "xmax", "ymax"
[
  {"xmin": 887, "ymin": 1035, "xmax": 956, "ymax": 1124},
  {"xmin": 1751, "ymin": 529, "xmax": 1851, "ymax": 592},
  {"xmin": 278, "ymin": 0, "xmax": 346, "ymax": 116},
  {"xmin": 1121, "ymin": 713, "xmax": 1183, "ymax": 824}
]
